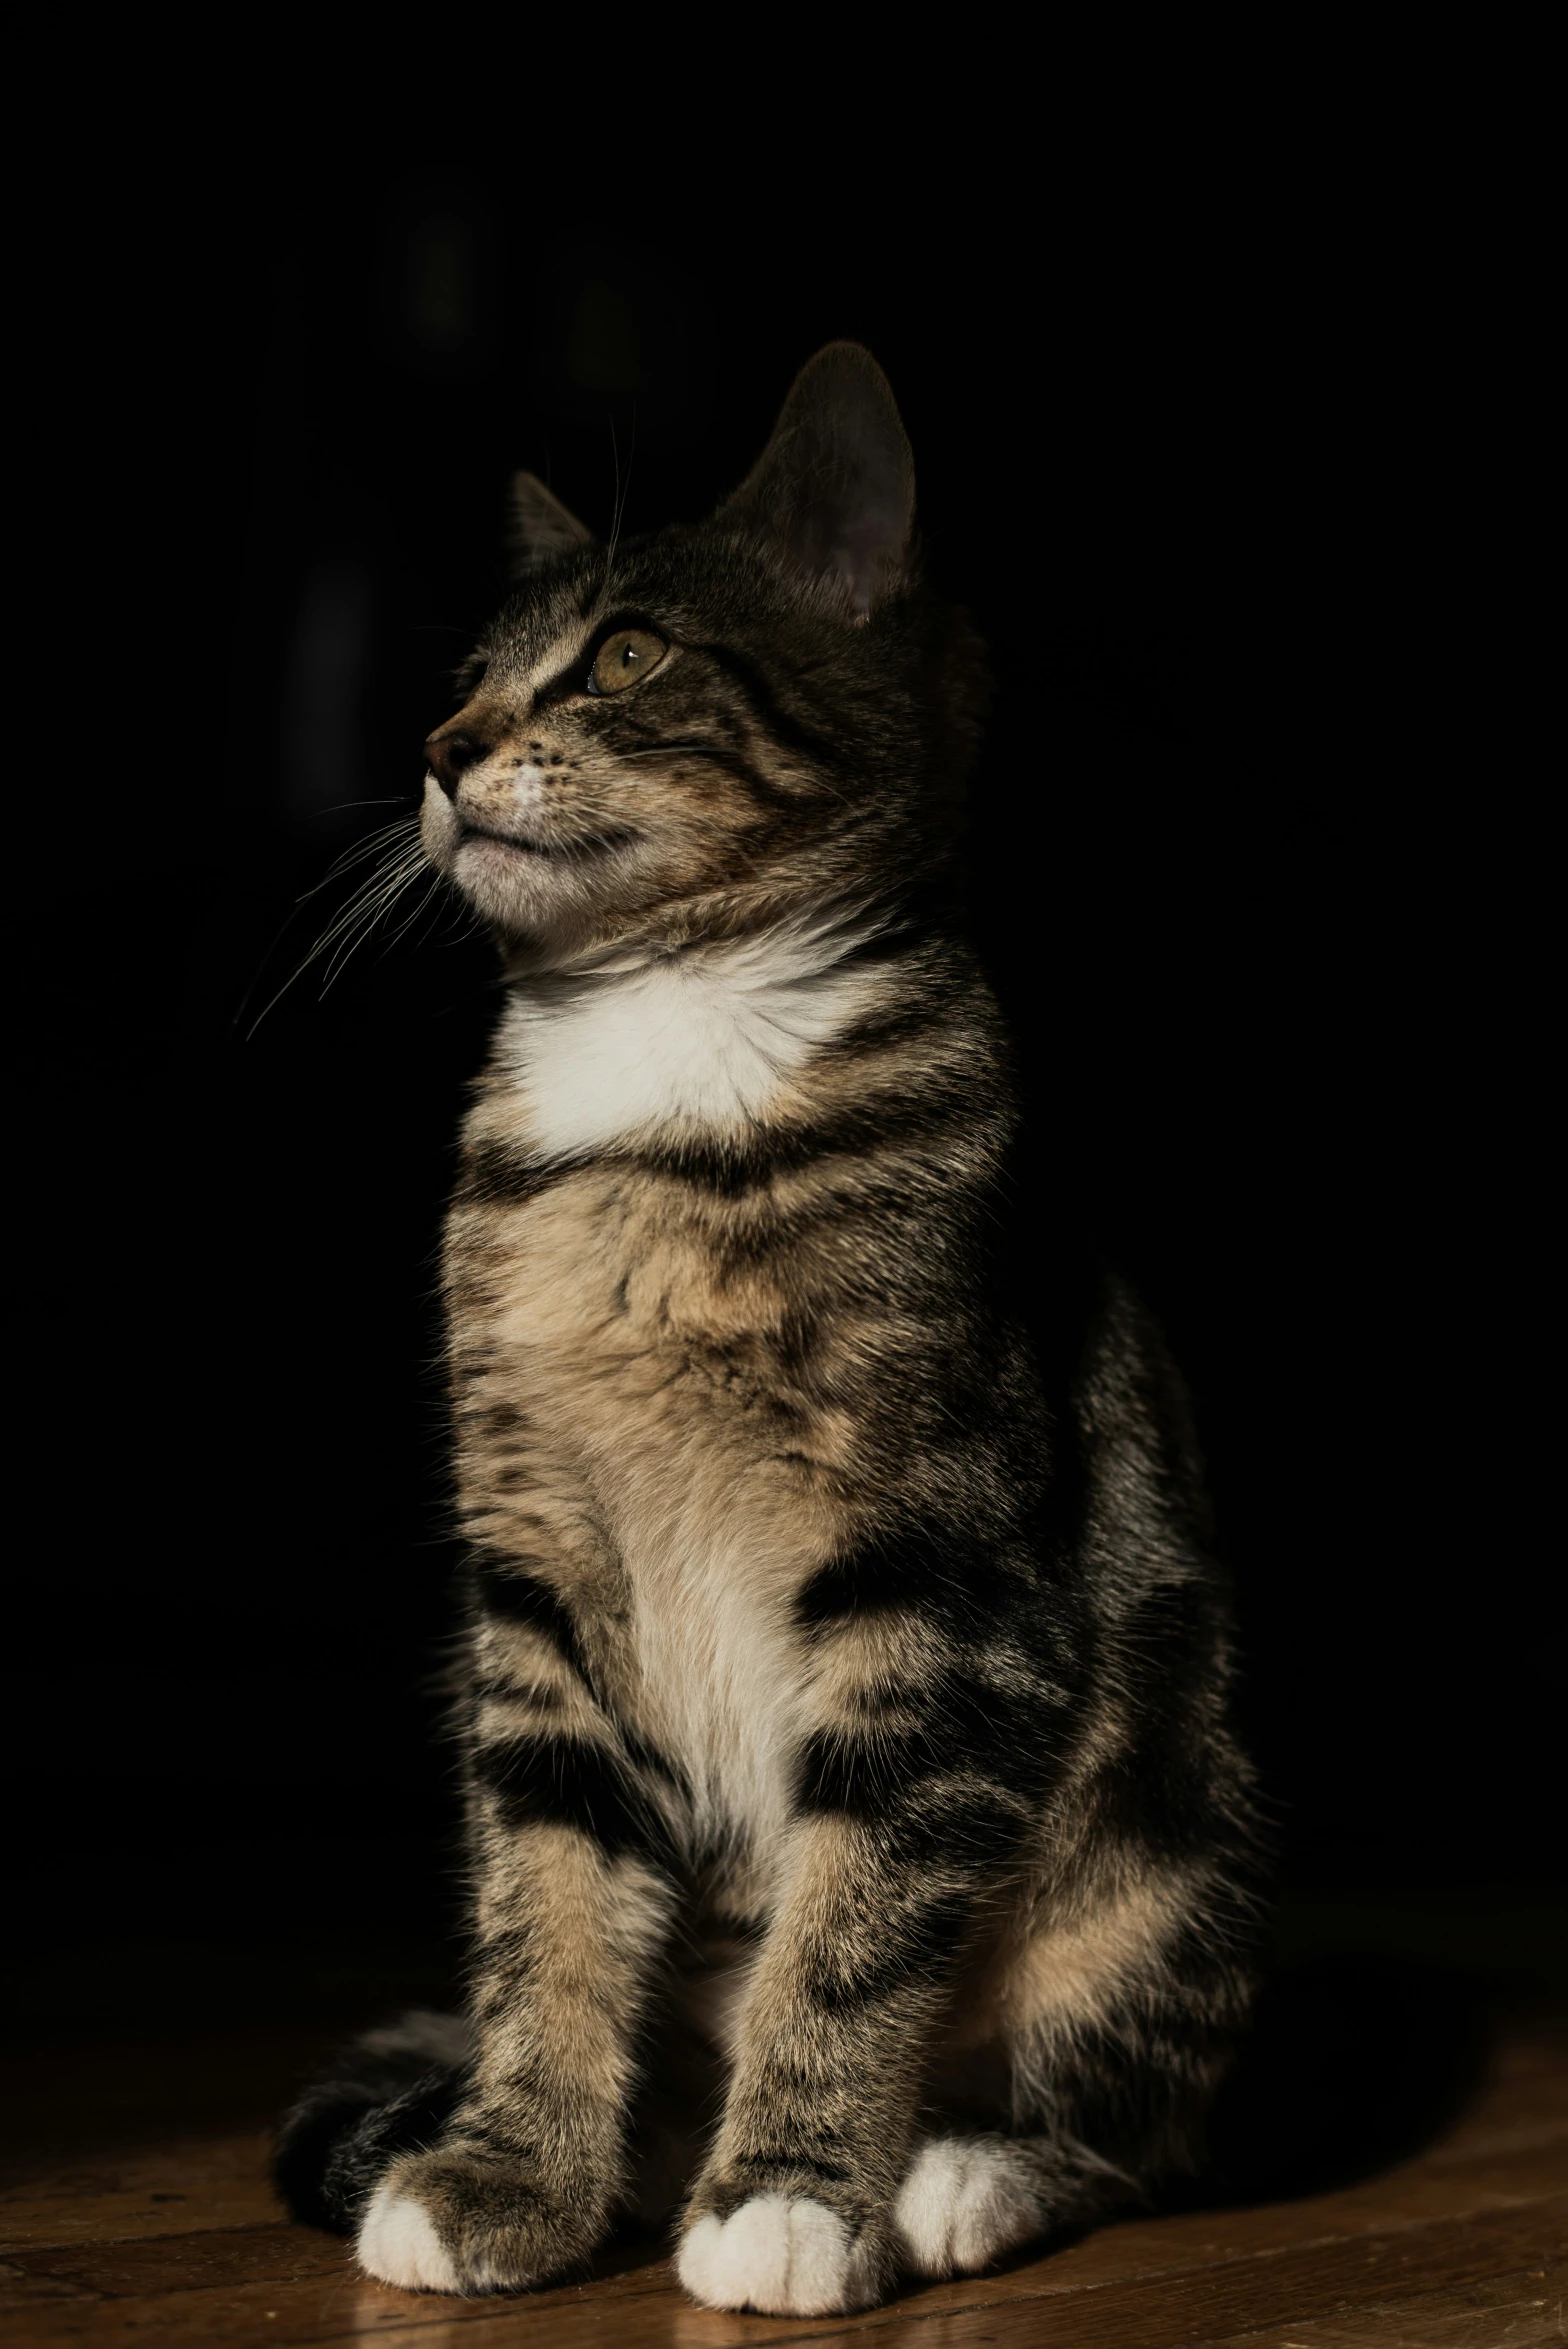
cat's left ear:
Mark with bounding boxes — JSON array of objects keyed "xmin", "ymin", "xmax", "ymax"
[
  {"xmin": 719, "ymin": 343, "xmax": 915, "ymax": 620},
  {"xmin": 507, "ymin": 471, "xmax": 597, "ymax": 572}
]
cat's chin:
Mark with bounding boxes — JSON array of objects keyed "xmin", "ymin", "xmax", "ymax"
[
  {"xmin": 456, "ymin": 821, "xmax": 638, "ymax": 866},
  {"xmin": 426, "ymin": 819, "xmax": 645, "ymax": 943}
]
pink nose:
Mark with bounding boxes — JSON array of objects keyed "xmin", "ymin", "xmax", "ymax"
[{"xmin": 425, "ymin": 728, "xmax": 486, "ymax": 796}]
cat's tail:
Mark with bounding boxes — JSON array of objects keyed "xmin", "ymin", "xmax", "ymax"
[{"xmin": 272, "ymin": 2009, "xmax": 471, "ymax": 2235}]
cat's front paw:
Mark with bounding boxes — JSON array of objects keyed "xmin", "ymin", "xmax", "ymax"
[
  {"xmin": 677, "ymin": 2189, "xmax": 886, "ymax": 2315},
  {"xmin": 356, "ymin": 2146, "xmax": 600, "ymax": 2295}
]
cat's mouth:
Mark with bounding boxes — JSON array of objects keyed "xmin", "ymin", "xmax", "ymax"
[{"xmin": 457, "ymin": 819, "xmax": 637, "ymax": 864}]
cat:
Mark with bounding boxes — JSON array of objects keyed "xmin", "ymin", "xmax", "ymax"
[{"xmin": 273, "ymin": 342, "xmax": 1264, "ymax": 2315}]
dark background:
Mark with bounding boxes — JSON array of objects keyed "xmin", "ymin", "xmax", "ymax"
[{"xmin": 10, "ymin": 128, "xmax": 1555, "ymax": 2046}]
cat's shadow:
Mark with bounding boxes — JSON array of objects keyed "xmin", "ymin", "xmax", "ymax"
[
  {"xmin": 928, "ymin": 1954, "xmax": 1496, "ymax": 2299},
  {"xmin": 1176, "ymin": 1952, "xmax": 1494, "ymax": 2211}
]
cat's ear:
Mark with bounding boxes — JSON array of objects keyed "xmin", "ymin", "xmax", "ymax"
[
  {"xmin": 720, "ymin": 343, "xmax": 915, "ymax": 620},
  {"xmin": 507, "ymin": 471, "xmax": 597, "ymax": 571}
]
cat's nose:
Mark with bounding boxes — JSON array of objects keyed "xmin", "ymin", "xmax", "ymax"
[{"xmin": 425, "ymin": 728, "xmax": 486, "ymax": 796}]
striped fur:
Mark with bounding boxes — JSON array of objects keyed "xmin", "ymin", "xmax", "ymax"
[{"xmin": 275, "ymin": 345, "xmax": 1263, "ymax": 2311}]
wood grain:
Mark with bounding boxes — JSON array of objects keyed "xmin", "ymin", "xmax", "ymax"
[{"xmin": 1, "ymin": 2014, "xmax": 1564, "ymax": 2347}]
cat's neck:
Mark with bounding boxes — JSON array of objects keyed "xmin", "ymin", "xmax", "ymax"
[
  {"xmin": 498, "ymin": 873, "xmax": 901, "ymax": 979},
  {"xmin": 489, "ymin": 898, "xmax": 931, "ymax": 1164}
]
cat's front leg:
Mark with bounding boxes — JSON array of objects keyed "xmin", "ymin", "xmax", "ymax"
[
  {"xmin": 675, "ymin": 1808, "xmax": 988, "ymax": 2313},
  {"xmin": 357, "ymin": 1758, "xmax": 676, "ymax": 2294},
  {"xmin": 670, "ymin": 1512, "xmax": 1081, "ymax": 2319},
  {"xmin": 673, "ymin": 1543, "xmax": 1063, "ymax": 2316}
]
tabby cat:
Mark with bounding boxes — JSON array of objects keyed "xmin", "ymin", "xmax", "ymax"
[{"xmin": 274, "ymin": 343, "xmax": 1263, "ymax": 2315}]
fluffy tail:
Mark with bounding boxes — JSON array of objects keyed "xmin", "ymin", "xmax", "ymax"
[{"xmin": 273, "ymin": 2010, "xmax": 471, "ymax": 2234}]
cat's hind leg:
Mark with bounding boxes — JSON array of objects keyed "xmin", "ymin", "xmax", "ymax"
[
  {"xmin": 893, "ymin": 2130, "xmax": 1126, "ymax": 2277},
  {"xmin": 892, "ymin": 1852, "xmax": 1259, "ymax": 2280}
]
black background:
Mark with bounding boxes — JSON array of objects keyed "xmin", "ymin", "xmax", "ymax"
[{"xmin": 10, "ymin": 119, "xmax": 1555, "ymax": 2045}]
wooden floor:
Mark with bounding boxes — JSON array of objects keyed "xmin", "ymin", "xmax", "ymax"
[{"xmin": 3, "ymin": 2005, "xmax": 1564, "ymax": 2348}]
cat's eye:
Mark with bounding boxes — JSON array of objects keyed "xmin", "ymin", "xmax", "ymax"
[{"xmin": 588, "ymin": 627, "xmax": 667, "ymax": 696}]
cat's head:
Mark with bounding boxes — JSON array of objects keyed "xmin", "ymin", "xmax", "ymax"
[{"xmin": 421, "ymin": 344, "xmax": 985, "ymax": 962}]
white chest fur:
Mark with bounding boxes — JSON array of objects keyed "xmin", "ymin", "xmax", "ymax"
[
  {"xmin": 499, "ymin": 921, "xmax": 882, "ymax": 1158},
  {"xmin": 630, "ymin": 1531, "xmax": 805, "ymax": 1855}
]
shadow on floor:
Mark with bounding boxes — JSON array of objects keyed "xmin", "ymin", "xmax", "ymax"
[{"xmin": 1190, "ymin": 1953, "xmax": 1495, "ymax": 2207}]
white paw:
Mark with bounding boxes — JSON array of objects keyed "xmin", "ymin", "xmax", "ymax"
[
  {"xmin": 894, "ymin": 2137, "xmax": 1044, "ymax": 2276},
  {"xmin": 356, "ymin": 2177, "xmax": 462, "ymax": 2293},
  {"xmin": 677, "ymin": 2193, "xmax": 878, "ymax": 2315}
]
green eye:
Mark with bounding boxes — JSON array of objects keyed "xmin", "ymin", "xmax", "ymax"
[{"xmin": 589, "ymin": 627, "xmax": 667, "ymax": 695}]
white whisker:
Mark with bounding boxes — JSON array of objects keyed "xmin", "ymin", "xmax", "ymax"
[
  {"xmin": 305, "ymin": 796, "xmax": 409, "ymax": 819},
  {"xmin": 241, "ymin": 822, "xmax": 441, "ymax": 1037}
]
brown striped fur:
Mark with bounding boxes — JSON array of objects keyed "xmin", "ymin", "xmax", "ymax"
[{"xmin": 274, "ymin": 345, "xmax": 1263, "ymax": 2314}]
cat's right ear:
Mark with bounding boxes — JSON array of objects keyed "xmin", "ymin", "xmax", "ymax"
[{"xmin": 507, "ymin": 472, "xmax": 597, "ymax": 573}]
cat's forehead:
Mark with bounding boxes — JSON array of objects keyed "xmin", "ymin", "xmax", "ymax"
[
  {"xmin": 482, "ymin": 557, "xmax": 604, "ymax": 679},
  {"xmin": 480, "ymin": 527, "xmax": 786, "ymax": 681}
]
